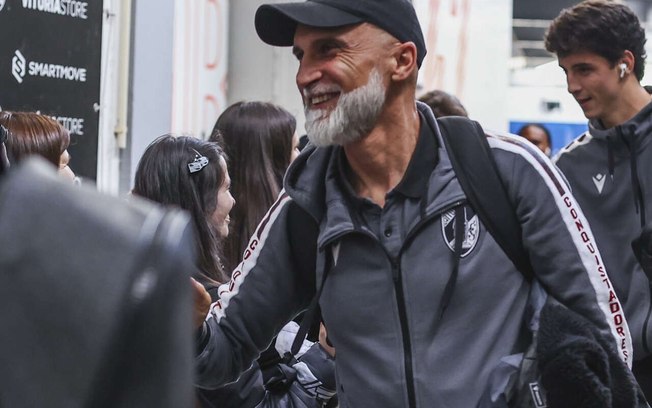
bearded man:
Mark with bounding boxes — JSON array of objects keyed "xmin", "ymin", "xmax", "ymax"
[{"xmin": 192, "ymin": 0, "xmax": 635, "ymax": 406}]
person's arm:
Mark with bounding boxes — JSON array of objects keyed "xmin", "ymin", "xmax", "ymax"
[
  {"xmin": 195, "ymin": 196, "xmax": 317, "ymax": 388},
  {"xmin": 489, "ymin": 134, "xmax": 633, "ymax": 367}
]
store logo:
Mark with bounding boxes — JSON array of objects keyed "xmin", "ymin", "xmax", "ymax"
[
  {"xmin": 21, "ymin": 0, "xmax": 89, "ymax": 19},
  {"xmin": 12, "ymin": 50, "xmax": 26, "ymax": 84},
  {"xmin": 11, "ymin": 50, "xmax": 87, "ymax": 84},
  {"xmin": 592, "ymin": 173, "xmax": 606, "ymax": 194},
  {"xmin": 53, "ymin": 116, "xmax": 85, "ymax": 135}
]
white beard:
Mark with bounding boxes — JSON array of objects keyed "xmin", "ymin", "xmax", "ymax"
[{"xmin": 304, "ymin": 68, "xmax": 386, "ymax": 147}]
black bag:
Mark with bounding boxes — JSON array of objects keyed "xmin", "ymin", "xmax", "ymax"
[
  {"xmin": 0, "ymin": 159, "xmax": 196, "ymax": 408},
  {"xmin": 258, "ymin": 343, "xmax": 336, "ymax": 408}
]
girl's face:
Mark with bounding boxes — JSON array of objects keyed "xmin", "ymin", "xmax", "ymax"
[{"xmin": 210, "ymin": 156, "xmax": 235, "ymax": 238}]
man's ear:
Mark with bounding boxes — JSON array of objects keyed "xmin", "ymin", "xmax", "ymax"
[{"xmin": 391, "ymin": 42, "xmax": 418, "ymax": 81}]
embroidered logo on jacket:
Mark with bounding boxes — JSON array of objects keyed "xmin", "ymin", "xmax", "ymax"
[
  {"xmin": 592, "ymin": 173, "xmax": 606, "ymax": 194},
  {"xmin": 441, "ymin": 205, "xmax": 479, "ymax": 257}
]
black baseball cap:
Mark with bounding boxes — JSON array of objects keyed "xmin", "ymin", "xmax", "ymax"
[{"xmin": 255, "ymin": 0, "xmax": 427, "ymax": 68}]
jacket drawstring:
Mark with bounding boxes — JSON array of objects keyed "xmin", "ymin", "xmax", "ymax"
[
  {"xmin": 606, "ymin": 136, "xmax": 615, "ymax": 180},
  {"xmin": 437, "ymin": 205, "xmax": 464, "ymax": 320},
  {"xmin": 620, "ymin": 128, "xmax": 646, "ymax": 227}
]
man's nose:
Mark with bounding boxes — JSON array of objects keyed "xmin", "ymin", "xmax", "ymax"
[
  {"xmin": 296, "ymin": 59, "xmax": 322, "ymax": 91},
  {"xmin": 566, "ymin": 74, "xmax": 580, "ymax": 95}
]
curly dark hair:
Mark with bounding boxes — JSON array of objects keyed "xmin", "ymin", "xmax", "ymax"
[{"xmin": 544, "ymin": 0, "xmax": 647, "ymax": 81}]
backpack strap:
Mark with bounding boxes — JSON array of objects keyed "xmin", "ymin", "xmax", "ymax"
[
  {"xmin": 290, "ymin": 248, "xmax": 332, "ymax": 357},
  {"xmin": 286, "ymin": 201, "xmax": 323, "ymax": 358},
  {"xmin": 437, "ymin": 116, "xmax": 534, "ymax": 281}
]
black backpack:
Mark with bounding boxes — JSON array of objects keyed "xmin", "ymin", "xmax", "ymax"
[{"xmin": 0, "ymin": 159, "xmax": 196, "ymax": 408}]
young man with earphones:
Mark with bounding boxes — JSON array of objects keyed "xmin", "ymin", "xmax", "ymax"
[{"xmin": 546, "ymin": 0, "xmax": 652, "ymax": 397}]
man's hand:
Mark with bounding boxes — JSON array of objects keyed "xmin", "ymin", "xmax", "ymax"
[{"xmin": 191, "ymin": 278, "xmax": 211, "ymax": 329}]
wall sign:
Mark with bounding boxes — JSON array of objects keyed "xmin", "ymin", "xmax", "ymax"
[{"xmin": 0, "ymin": 0, "xmax": 102, "ymax": 180}]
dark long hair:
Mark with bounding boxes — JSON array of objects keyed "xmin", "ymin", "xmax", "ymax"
[
  {"xmin": 210, "ymin": 101, "xmax": 296, "ymax": 273},
  {"xmin": 0, "ymin": 111, "xmax": 70, "ymax": 167},
  {"xmin": 132, "ymin": 135, "xmax": 229, "ymax": 284}
]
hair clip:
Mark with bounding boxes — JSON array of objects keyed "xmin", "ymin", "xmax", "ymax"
[{"xmin": 188, "ymin": 149, "xmax": 209, "ymax": 173}]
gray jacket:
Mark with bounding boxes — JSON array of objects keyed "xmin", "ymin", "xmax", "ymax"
[
  {"xmin": 196, "ymin": 103, "xmax": 631, "ymax": 407},
  {"xmin": 555, "ymin": 99, "xmax": 652, "ymax": 360}
]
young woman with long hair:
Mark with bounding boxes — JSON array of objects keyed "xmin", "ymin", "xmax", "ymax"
[
  {"xmin": 210, "ymin": 101, "xmax": 298, "ymax": 274},
  {"xmin": 132, "ymin": 135, "xmax": 234, "ymax": 292}
]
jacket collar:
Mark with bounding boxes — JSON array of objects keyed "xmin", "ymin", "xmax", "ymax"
[
  {"xmin": 283, "ymin": 101, "xmax": 456, "ymax": 246},
  {"xmin": 588, "ymin": 87, "xmax": 652, "ymax": 142}
]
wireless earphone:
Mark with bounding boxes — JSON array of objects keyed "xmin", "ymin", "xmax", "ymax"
[{"xmin": 619, "ymin": 63, "xmax": 627, "ymax": 78}]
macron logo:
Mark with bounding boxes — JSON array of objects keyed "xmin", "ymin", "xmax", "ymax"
[
  {"xmin": 592, "ymin": 173, "xmax": 606, "ymax": 194},
  {"xmin": 12, "ymin": 50, "xmax": 26, "ymax": 84}
]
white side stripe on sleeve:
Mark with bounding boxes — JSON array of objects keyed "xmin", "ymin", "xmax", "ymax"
[
  {"xmin": 207, "ymin": 191, "xmax": 293, "ymax": 323},
  {"xmin": 487, "ymin": 133, "xmax": 633, "ymax": 367}
]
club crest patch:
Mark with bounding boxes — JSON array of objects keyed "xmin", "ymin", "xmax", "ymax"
[{"xmin": 441, "ymin": 205, "xmax": 480, "ymax": 257}]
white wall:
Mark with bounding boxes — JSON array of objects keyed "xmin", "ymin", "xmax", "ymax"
[
  {"xmin": 171, "ymin": 0, "xmax": 229, "ymax": 139},
  {"xmin": 96, "ymin": 0, "xmax": 125, "ymax": 194},
  {"xmin": 508, "ymin": 61, "xmax": 585, "ymax": 124},
  {"xmin": 227, "ymin": 0, "xmax": 304, "ymax": 132},
  {"xmin": 123, "ymin": 0, "xmax": 175, "ymax": 193},
  {"xmin": 414, "ymin": 0, "xmax": 513, "ymax": 132}
]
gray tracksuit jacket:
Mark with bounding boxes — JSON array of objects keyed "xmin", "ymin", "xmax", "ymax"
[
  {"xmin": 555, "ymin": 99, "xmax": 652, "ymax": 361},
  {"xmin": 196, "ymin": 103, "xmax": 631, "ymax": 407}
]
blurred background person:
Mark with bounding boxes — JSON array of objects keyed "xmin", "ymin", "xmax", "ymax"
[
  {"xmin": 210, "ymin": 101, "xmax": 301, "ymax": 377},
  {"xmin": 210, "ymin": 101, "xmax": 299, "ymax": 274},
  {"xmin": 0, "ymin": 111, "xmax": 76, "ymax": 182},
  {"xmin": 418, "ymin": 89, "xmax": 469, "ymax": 118},
  {"xmin": 516, "ymin": 123, "xmax": 552, "ymax": 156}
]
